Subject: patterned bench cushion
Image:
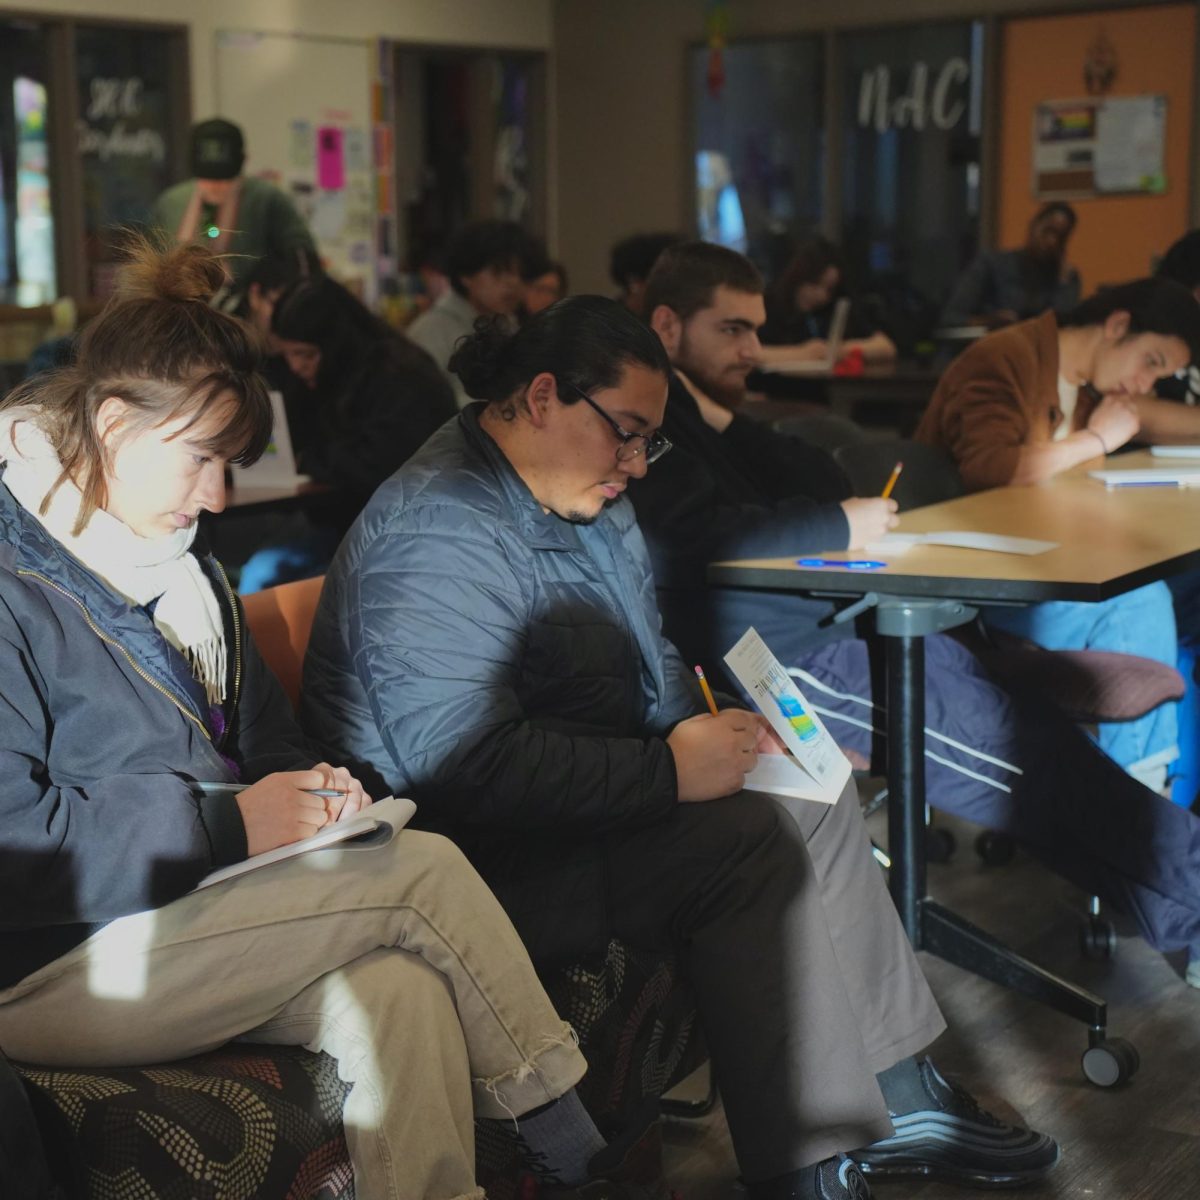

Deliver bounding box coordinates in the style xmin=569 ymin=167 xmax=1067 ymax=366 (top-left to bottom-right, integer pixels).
xmin=17 ymin=941 xmax=699 ymax=1200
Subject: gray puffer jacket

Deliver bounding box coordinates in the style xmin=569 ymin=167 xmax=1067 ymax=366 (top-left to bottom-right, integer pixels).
xmin=302 ymin=406 xmax=704 ymax=958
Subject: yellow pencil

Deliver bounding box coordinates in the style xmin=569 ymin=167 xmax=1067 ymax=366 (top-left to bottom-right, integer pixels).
xmin=694 ymin=665 xmax=720 ymax=716
xmin=881 ymin=461 xmax=904 ymax=500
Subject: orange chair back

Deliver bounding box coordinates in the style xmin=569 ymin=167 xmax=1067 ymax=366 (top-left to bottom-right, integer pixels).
xmin=240 ymin=575 xmax=326 ymax=709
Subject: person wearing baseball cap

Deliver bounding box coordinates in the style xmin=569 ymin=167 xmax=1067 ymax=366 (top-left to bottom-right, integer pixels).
xmin=151 ymin=118 xmax=318 ymax=299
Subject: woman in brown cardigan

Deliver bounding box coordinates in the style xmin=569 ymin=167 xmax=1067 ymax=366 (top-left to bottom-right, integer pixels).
xmin=918 ymin=277 xmax=1200 ymax=492
xmin=916 ymin=278 xmax=1200 ymax=792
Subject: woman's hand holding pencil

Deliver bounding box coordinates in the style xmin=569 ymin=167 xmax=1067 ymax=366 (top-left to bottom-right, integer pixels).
xmin=213 ymin=765 xmax=373 ymax=856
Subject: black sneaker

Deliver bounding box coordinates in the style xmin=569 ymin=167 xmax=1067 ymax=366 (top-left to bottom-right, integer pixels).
xmin=813 ymin=1156 xmax=872 ymax=1199
xmin=745 ymin=1155 xmax=872 ymax=1200
xmin=852 ymin=1059 xmax=1059 ymax=1188
xmin=546 ymin=1104 xmax=671 ymax=1200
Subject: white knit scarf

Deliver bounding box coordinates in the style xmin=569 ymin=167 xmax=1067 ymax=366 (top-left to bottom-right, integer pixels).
xmin=0 ymin=410 xmax=227 ymax=705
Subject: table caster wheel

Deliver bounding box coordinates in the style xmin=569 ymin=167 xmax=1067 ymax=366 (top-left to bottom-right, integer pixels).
xmin=926 ymin=826 xmax=956 ymax=863
xmin=1082 ymin=1037 xmax=1139 ymax=1087
xmin=1080 ymin=915 xmax=1117 ymax=960
xmin=975 ymin=830 xmax=1016 ymax=866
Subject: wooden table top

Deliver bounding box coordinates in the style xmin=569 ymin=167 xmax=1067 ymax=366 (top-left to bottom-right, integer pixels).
xmin=708 ymin=450 xmax=1200 ymax=604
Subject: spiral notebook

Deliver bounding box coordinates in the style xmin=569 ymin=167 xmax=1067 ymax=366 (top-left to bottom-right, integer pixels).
xmin=195 ymin=796 xmax=416 ymax=890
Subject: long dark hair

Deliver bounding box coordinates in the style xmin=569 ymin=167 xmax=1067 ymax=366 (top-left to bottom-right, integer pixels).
xmin=448 ymin=294 xmax=669 ymax=411
xmin=769 ymin=236 xmax=843 ymax=316
xmin=2 ymin=236 xmax=270 ymax=532
xmin=271 ymin=276 xmax=405 ymax=400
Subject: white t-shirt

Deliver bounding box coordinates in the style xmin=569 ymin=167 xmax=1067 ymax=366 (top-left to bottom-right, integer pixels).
xmin=1054 ymin=376 xmax=1078 ymax=441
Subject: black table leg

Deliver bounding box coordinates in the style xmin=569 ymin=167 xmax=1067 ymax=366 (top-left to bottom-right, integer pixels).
xmin=877 ymin=607 xmax=1112 ymax=1046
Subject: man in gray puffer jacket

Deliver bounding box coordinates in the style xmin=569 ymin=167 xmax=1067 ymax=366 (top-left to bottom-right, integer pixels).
xmin=302 ymin=297 xmax=1058 ymax=1200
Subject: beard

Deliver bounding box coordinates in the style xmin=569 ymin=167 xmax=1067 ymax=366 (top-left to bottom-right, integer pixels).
xmin=675 ymin=340 xmax=749 ymax=407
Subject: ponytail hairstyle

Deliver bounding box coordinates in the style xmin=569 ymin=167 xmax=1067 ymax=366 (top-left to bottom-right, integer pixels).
xmin=2 ymin=235 xmax=271 ymax=533
xmin=447 ymin=294 xmax=669 ymax=417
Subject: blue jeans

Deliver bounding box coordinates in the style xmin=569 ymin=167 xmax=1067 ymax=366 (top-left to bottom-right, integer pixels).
xmin=982 ymin=583 xmax=1179 ymax=778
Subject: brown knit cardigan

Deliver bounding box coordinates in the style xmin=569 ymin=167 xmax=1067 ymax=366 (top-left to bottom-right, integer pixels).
xmin=915 ymin=311 xmax=1098 ymax=492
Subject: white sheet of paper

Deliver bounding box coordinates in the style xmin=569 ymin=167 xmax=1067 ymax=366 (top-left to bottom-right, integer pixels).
xmin=1150 ymin=445 xmax=1200 ymax=459
xmin=231 ymin=390 xmax=312 ymax=487
xmin=724 ymin=627 xmax=850 ymax=804
xmin=1089 ymin=467 xmax=1200 ymax=487
xmin=742 ymin=752 xmax=845 ymax=801
xmin=864 ymin=531 xmax=1058 ymax=556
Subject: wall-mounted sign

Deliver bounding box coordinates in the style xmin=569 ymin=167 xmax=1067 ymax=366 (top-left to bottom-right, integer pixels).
xmin=856 ymin=57 xmax=970 ymax=133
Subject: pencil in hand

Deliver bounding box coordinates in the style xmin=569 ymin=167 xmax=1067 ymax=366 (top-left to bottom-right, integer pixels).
xmin=881 ymin=461 xmax=904 ymax=501
xmin=694 ymin=665 xmax=720 ymax=716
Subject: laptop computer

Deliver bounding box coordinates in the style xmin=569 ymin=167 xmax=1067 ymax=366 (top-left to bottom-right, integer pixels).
xmin=759 ymin=297 xmax=852 ymax=375
xmin=231 ymin=390 xmax=312 ymax=488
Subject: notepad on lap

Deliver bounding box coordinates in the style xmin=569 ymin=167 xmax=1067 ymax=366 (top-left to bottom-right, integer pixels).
xmin=195 ymin=795 xmax=417 ymax=889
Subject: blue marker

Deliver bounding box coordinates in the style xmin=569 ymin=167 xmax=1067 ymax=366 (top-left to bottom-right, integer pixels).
xmin=797 ymin=558 xmax=887 ymax=570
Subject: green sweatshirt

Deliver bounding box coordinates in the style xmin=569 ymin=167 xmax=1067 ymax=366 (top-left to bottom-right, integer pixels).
xmin=149 ymin=175 xmax=317 ymax=291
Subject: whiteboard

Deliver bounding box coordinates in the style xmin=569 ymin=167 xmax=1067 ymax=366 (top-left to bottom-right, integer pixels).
xmin=214 ymin=30 xmax=377 ymax=296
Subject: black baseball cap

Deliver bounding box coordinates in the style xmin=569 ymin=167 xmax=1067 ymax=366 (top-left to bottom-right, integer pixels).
xmin=191 ymin=118 xmax=245 ymax=181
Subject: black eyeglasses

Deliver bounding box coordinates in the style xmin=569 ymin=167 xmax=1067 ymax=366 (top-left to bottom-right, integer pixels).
xmin=565 ymin=383 xmax=672 ymax=464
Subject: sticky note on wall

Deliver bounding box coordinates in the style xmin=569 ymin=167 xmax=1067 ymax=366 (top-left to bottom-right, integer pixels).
xmin=317 ymin=126 xmax=345 ymax=190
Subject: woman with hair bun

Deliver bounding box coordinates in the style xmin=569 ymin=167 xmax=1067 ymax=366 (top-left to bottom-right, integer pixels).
xmin=0 ymin=242 xmax=665 ymax=1199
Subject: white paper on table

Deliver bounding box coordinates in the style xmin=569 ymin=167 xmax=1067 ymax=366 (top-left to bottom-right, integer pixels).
xmin=1089 ymin=467 xmax=1200 ymax=487
xmin=863 ymin=531 xmax=1058 ymax=556
xmin=724 ymin=627 xmax=850 ymax=804
xmin=1150 ymin=445 xmax=1200 ymax=459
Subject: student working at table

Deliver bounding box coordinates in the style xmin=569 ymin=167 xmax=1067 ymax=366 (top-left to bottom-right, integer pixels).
xmin=916 ymin=278 xmax=1200 ymax=791
xmin=757 ymin=236 xmax=897 ymax=367
xmin=236 ymin=273 xmax=457 ymax=593
xmin=940 ymin=202 xmax=1081 ymax=331
xmin=626 ymin=240 xmax=1200 ymax=987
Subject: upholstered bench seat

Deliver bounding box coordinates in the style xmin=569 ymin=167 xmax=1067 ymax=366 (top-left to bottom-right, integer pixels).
xmin=17 ymin=940 xmax=699 ymax=1199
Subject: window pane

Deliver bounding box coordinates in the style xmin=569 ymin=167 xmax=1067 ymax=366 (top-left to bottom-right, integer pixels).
xmin=75 ymin=25 xmax=182 ymax=298
xmin=494 ymin=57 xmax=533 ymax=223
xmin=691 ymin=38 xmax=824 ymax=274
xmin=0 ymin=19 xmax=55 ymax=305
xmin=839 ymin=22 xmax=983 ymax=316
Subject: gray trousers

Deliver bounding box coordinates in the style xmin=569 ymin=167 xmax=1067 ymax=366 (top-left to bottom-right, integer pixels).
xmin=487 ymin=782 xmax=946 ymax=1183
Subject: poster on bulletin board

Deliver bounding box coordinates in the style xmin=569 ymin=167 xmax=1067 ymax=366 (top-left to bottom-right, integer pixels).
xmin=1033 ymin=94 xmax=1167 ymax=197
xmin=215 ymin=31 xmax=377 ymax=299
